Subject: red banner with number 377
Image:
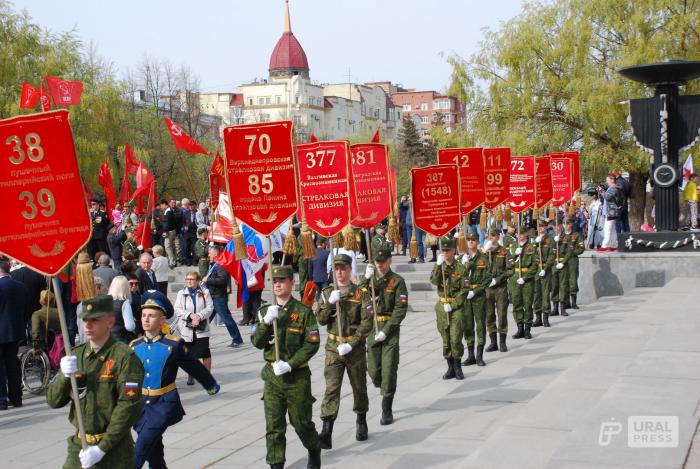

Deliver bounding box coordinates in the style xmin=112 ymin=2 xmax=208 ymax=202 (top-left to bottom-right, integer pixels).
xmin=0 ymin=110 xmax=91 ymax=275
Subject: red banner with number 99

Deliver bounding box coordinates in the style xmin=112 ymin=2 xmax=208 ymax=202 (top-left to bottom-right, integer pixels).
xmin=223 ymin=121 xmax=298 ymax=236
xmin=410 ymin=165 xmax=461 ymax=237
xmin=0 ymin=110 xmax=91 ymax=275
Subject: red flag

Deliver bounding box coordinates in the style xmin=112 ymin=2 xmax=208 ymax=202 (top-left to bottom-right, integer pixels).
xmin=438 ymin=147 xmax=485 ymax=215
xmin=118 ymin=169 xmax=132 ymax=204
xmin=371 ymin=129 xmax=380 ymax=143
xmin=508 ymin=156 xmax=536 ymax=213
xmin=350 ymin=143 xmax=392 ymax=228
xmin=164 ymin=117 xmax=209 ymax=155
xmin=131 ymin=163 xmax=154 ymax=201
xmin=124 ymin=143 xmax=139 ymax=175
xmin=45 ymin=76 xmax=83 ymax=106
xmin=309 ymin=134 xmax=318 ymax=143
xmin=19 ymin=82 xmax=39 ymax=109
xmin=40 ymin=84 xmax=51 ymax=112
xmin=551 ymin=157 xmax=574 ymax=207
xmin=534 ymin=155 xmax=553 ymax=209
xmin=209 ymin=152 xmax=225 ymax=211
xmin=98 ymin=159 xmax=116 ymax=219
xmin=410 ymin=164 xmax=462 ymax=237
xmin=82 ymin=177 xmax=93 ymax=203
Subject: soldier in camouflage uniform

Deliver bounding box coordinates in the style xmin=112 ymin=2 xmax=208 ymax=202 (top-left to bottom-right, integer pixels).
xmin=550 ymin=222 xmax=569 ymax=317
xmin=562 ymin=217 xmax=585 ymax=309
xmin=316 ymin=254 xmax=373 ymax=449
xmin=194 ymin=227 xmax=210 ymax=278
xmin=502 ymin=223 xmax=518 ymax=250
xmin=121 ymin=227 xmax=139 ymax=263
xmin=532 ymin=220 xmax=555 ymax=328
xmin=250 ymin=266 xmax=321 ymax=469
xmin=370 ymin=223 xmax=389 ymax=262
xmin=47 ymin=295 xmax=145 ymax=469
xmin=360 ymin=247 xmax=408 ymax=426
xmin=430 ymin=237 xmax=466 ymax=380
xmin=508 ymin=228 xmax=539 ymax=340
xmin=460 ymin=232 xmax=491 ymax=367
xmin=484 ymin=229 xmax=513 ymax=352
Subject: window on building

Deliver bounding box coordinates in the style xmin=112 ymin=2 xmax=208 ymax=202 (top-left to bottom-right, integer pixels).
xmin=265 ymin=96 xmax=271 ymax=104
xmin=259 ymin=113 xmax=270 ymax=122
xmin=292 ymin=115 xmax=302 ymax=127
xmin=419 ymin=103 xmax=428 ymax=111
xmin=248 ymin=98 xmax=253 ymax=105
xmin=295 ymin=95 xmax=300 ymax=104
xmin=420 ymin=116 xmax=429 ymax=124
xmin=276 ymin=95 xmax=282 ymax=104
xmin=443 ymin=113 xmax=451 ymax=123
xmin=402 ymin=104 xmax=411 ymax=112
xmin=258 ymin=97 xmax=265 ymax=105
xmin=445 ymin=127 xmax=452 ymax=134
xmin=337 ymin=117 xmax=341 ymax=130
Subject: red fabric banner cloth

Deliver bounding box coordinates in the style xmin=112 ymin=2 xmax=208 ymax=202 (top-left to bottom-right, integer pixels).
xmin=40 ymin=84 xmax=51 ymax=112
xmin=508 ymin=156 xmax=536 ymax=213
xmin=551 ymin=157 xmax=574 ymax=207
xmin=164 ymin=117 xmax=209 ymax=155
xmin=349 ymin=143 xmax=392 ymax=228
xmin=45 ymin=76 xmax=83 ymax=106
xmin=296 ymin=140 xmax=352 ymax=237
xmin=551 ymin=151 xmax=581 ymax=192
xmin=124 ymin=143 xmax=139 ymax=175
xmin=410 ymin=164 xmax=462 ymax=237
xmin=535 ymin=155 xmax=553 ymax=209
xmin=223 ymin=121 xmax=297 ymax=236
xmin=19 ymin=82 xmax=39 ymax=109
xmin=98 ymin=159 xmax=116 ymax=218
xmin=437 ymin=147 xmax=485 ymax=215
xmin=209 ymin=152 xmax=225 ymax=212
xmin=483 ymin=147 xmax=511 ymax=209
xmin=0 ymin=110 xmax=91 ymax=275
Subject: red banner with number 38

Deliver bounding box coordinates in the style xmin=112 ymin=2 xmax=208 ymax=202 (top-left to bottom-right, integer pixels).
xmin=410 ymin=165 xmax=461 ymax=237
xmin=0 ymin=110 xmax=91 ymax=275
xmin=223 ymin=121 xmax=298 ymax=236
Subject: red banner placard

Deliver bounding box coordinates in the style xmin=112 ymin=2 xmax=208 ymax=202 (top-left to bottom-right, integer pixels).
xmin=437 ymin=147 xmax=485 ymax=215
xmin=296 ymin=140 xmax=352 ymax=237
xmin=410 ymin=165 xmax=461 ymax=237
xmin=223 ymin=121 xmax=297 ymax=236
xmin=350 ymin=143 xmax=392 ymax=228
xmin=552 ymin=151 xmax=580 ymax=192
xmin=483 ymin=147 xmax=511 ymax=209
xmin=508 ymin=156 xmax=536 ymax=213
xmin=551 ymin=157 xmax=573 ymax=207
xmin=535 ymin=155 xmax=553 ymax=209
xmin=0 ymin=110 xmax=91 ymax=275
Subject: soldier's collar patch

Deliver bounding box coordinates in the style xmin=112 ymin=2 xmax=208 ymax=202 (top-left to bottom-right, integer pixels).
xmin=387 ymin=277 xmax=395 ymax=289
xmin=290 ymin=312 xmax=299 ymax=322
xmin=100 ymin=359 xmax=116 ymax=379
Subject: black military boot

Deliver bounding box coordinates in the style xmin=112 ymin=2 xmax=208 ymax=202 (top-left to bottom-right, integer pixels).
xmin=356 ymin=413 xmax=368 ymax=441
xmin=524 ymin=324 xmax=533 ymax=339
xmin=307 ymin=448 xmax=321 ymax=469
xmin=512 ymin=323 xmax=525 ymax=339
xmin=533 ymin=312 xmax=543 ymax=327
xmin=485 ymin=332 xmax=498 ymax=352
xmin=380 ymin=396 xmax=394 ymax=425
xmin=462 ymin=345 xmax=476 ymax=366
xmin=270 ymin=464 xmax=284 ymax=469
xmin=550 ymin=302 xmax=560 ymax=316
xmin=499 ymin=333 xmax=508 ymax=352
xmin=564 ymin=296 xmax=571 ymax=309
xmin=560 ymin=302 xmax=569 ymax=317
xmin=542 ymin=312 xmax=551 ymax=327
xmin=571 ymin=294 xmax=579 ymax=309
xmin=442 ymin=358 xmax=456 ymax=379
xmin=453 ymin=359 xmax=464 ymax=380
xmin=318 ymin=417 xmax=334 ymax=449
xmin=476 ymin=345 xmax=486 ymax=366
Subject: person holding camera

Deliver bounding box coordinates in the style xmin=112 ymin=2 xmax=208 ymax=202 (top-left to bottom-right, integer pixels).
xmin=173 ymin=271 xmax=214 ymax=385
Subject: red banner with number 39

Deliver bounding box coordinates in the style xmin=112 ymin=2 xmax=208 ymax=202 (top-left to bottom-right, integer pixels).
xmin=0 ymin=110 xmax=91 ymax=275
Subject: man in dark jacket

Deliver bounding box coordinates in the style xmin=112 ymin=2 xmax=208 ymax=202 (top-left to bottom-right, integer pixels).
xmin=180 ymin=200 xmax=198 ymax=266
xmin=88 ymin=199 xmax=110 ymax=259
xmin=307 ymin=238 xmax=330 ymax=302
xmin=204 ymin=245 xmax=243 ymax=347
xmin=0 ymin=260 xmax=29 ymax=410
xmin=9 ymin=263 xmax=45 ymax=335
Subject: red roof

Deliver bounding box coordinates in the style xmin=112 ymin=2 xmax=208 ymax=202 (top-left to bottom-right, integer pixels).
xmin=269 ymin=32 xmax=309 ymax=72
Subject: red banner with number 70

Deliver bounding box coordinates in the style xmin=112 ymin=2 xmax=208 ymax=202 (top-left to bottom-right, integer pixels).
xmin=223 ymin=121 xmax=298 ymax=236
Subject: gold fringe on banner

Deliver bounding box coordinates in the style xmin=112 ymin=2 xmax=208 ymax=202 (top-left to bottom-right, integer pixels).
xmin=283 ymin=224 xmax=297 ymax=258
xmin=505 ymin=205 xmax=512 ymax=225
xmin=495 ymin=206 xmax=504 ymax=222
xmin=332 ymin=230 xmax=344 ymax=248
xmin=409 ymin=227 xmax=418 ymax=259
xmin=532 ymin=207 xmax=540 ymax=221
xmin=479 ymin=209 xmax=487 ymax=230
xmin=300 ymin=220 xmax=316 ymax=259
xmin=231 ymin=221 xmax=248 ymax=260
xmin=548 ymin=204 xmax=556 ymax=221
xmin=458 ymin=231 xmax=467 ymax=254
xmin=575 ymin=191 xmax=582 ymax=210
xmin=388 ymin=216 xmax=400 ymax=244
xmin=343 ymin=225 xmax=358 ymax=251
xmin=567 ymin=202 xmax=575 ymax=218
xmin=76 ymin=252 xmax=96 ymax=302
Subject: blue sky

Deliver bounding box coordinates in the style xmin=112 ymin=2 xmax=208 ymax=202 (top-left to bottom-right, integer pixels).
xmin=14 ymin=0 xmax=525 ymax=92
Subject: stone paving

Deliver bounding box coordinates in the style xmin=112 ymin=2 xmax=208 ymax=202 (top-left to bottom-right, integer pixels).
xmin=1 ymin=256 xmax=698 ymax=469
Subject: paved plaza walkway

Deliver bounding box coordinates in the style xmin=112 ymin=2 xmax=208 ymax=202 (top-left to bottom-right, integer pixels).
xmin=1 ymin=257 xmax=698 ymax=468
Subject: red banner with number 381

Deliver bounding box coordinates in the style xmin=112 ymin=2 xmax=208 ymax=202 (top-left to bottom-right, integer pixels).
xmin=0 ymin=110 xmax=91 ymax=275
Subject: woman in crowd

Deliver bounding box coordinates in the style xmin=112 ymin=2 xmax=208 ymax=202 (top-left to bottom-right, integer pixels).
xmin=107 ymin=275 xmax=137 ymax=343
xmin=587 ymin=186 xmax=605 ymax=249
xmin=151 ymin=244 xmax=170 ymax=294
xmin=599 ymin=174 xmax=622 ymax=252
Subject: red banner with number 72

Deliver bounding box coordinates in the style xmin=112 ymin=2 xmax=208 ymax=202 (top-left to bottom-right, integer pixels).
xmin=508 ymin=156 xmax=536 ymax=213
xmin=223 ymin=121 xmax=298 ymax=236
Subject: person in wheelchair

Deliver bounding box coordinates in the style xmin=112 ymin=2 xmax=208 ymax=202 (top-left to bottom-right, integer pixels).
xmin=30 ymin=290 xmax=61 ymax=351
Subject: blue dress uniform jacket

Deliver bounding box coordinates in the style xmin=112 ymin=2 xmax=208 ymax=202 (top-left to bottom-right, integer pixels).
xmin=131 ymin=333 xmax=218 ymax=468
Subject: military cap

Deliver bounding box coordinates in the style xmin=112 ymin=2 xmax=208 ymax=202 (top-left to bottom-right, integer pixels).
xmin=141 ymin=289 xmax=174 ymax=319
xmin=440 ymin=237 xmax=457 ymax=250
xmin=79 ymin=294 xmax=114 ymax=319
xmin=537 ymin=219 xmax=549 ymax=227
xmin=489 ymin=228 xmax=501 ymax=236
xmin=333 ymin=253 xmax=352 ymax=266
xmin=374 ymin=247 xmax=392 ymax=261
xmin=375 ymin=222 xmax=387 ymax=230
xmin=465 ymin=232 xmax=479 ymax=241
xmin=197 ymin=226 xmax=209 ymax=235
xmin=271 ymin=265 xmax=294 ymax=280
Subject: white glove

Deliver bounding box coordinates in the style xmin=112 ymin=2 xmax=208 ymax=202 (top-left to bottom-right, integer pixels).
xmin=436 ymin=254 xmax=445 ymax=266
xmin=137 ymin=245 xmax=143 ymax=251
xmin=483 ymin=240 xmax=493 ymax=251
xmin=489 ymin=278 xmax=497 ymax=287
xmin=554 ymin=236 xmax=560 ymax=242
xmin=556 ymin=262 xmax=564 ymax=270
xmin=539 ymin=269 xmax=546 ymax=277
xmin=535 ymin=236 xmax=542 ymax=243
xmin=273 ymin=360 xmax=292 ymax=376
xmin=328 ymin=290 xmax=341 ymax=305
xmin=263 ymin=305 xmax=279 ymax=325
xmin=515 ymin=247 xmax=523 ymax=256
xmin=337 ymin=343 xmax=352 ymax=356
xmin=79 ymin=445 xmax=106 ymax=468
xmin=60 ymin=355 xmax=78 ymax=378
xmin=517 ymin=277 xmax=525 ymax=285
xmin=461 ymin=254 xmax=469 ymax=265
xmin=443 ymin=303 xmax=452 ymax=313
xmin=375 ymin=331 xmax=387 ymax=342
xmin=467 ymin=291 xmax=475 ymax=300
xmin=364 ymin=265 xmax=375 ymax=280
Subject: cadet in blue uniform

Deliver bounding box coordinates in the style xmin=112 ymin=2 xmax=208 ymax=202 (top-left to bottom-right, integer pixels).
xmin=131 ymin=290 xmax=220 ymax=468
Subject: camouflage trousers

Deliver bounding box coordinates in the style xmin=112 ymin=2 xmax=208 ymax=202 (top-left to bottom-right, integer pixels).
xmin=486 ymin=285 xmax=508 ymax=334
xmin=463 ymin=294 xmax=487 ymax=346
xmin=550 ymin=265 xmax=568 ymax=303
xmin=435 ymin=302 xmax=464 ymax=359
xmin=509 ymin=277 xmax=534 ymax=325
xmin=567 ymin=257 xmax=579 ymax=294
xmin=320 ymin=342 xmax=368 ymax=420
xmin=64 ymin=433 xmax=134 ymax=469
xmin=262 ymin=364 xmax=320 ymax=465
xmin=367 ymin=328 xmax=400 ymax=398
xmin=533 ymin=270 xmax=552 ymax=314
